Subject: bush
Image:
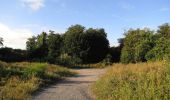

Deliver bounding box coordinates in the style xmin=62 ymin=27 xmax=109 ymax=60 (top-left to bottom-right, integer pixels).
xmin=145 ymin=37 xmax=170 ymax=61
xmin=57 ymin=54 xmax=82 ymax=67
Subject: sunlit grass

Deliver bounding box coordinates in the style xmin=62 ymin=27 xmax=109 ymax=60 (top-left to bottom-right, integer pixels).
xmin=0 ymin=61 xmax=75 ymax=100
xmin=93 ymin=61 xmax=170 ymax=100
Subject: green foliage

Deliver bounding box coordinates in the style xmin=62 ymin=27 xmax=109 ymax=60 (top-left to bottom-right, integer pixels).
xmin=57 ymin=53 xmax=82 ymax=67
xmin=63 ymin=25 xmax=85 ymax=58
xmin=47 ymin=31 xmax=63 ymax=63
xmin=23 ymin=63 xmax=46 ymax=78
xmin=120 ymin=23 xmax=170 ymax=63
xmin=26 ymin=25 xmax=109 ymax=64
xmin=157 ymin=23 xmax=170 ymax=38
xmin=81 ymin=28 xmax=109 ymax=63
xmin=145 ymin=37 xmax=170 ymax=61
xmin=121 ymin=29 xmax=154 ymax=63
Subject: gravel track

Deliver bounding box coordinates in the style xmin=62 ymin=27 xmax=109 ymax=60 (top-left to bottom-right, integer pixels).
xmin=33 ymin=68 xmax=106 ymax=100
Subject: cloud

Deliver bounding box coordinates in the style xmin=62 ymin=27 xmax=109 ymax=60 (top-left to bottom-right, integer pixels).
xmin=21 ymin=0 xmax=44 ymax=11
xmin=0 ymin=23 xmax=33 ymax=49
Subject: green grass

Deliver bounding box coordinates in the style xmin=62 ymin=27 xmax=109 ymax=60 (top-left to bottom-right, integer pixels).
xmin=0 ymin=61 xmax=75 ymax=100
xmin=92 ymin=61 xmax=170 ymax=100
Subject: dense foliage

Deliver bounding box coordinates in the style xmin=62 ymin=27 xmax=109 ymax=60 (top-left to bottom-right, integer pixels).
xmin=120 ymin=23 xmax=170 ymax=63
xmin=26 ymin=25 xmax=109 ymax=65
xmin=0 ymin=23 xmax=170 ymax=65
xmin=0 ymin=47 xmax=27 ymax=62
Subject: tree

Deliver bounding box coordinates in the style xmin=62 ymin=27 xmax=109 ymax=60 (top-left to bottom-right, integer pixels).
xmin=145 ymin=37 xmax=170 ymax=61
xmin=120 ymin=28 xmax=154 ymax=63
xmin=82 ymin=28 xmax=109 ymax=63
xmin=157 ymin=23 xmax=170 ymax=39
xmin=63 ymin=25 xmax=109 ymax=63
xmin=26 ymin=32 xmax=48 ymax=61
xmin=36 ymin=32 xmax=48 ymax=60
xmin=47 ymin=31 xmax=63 ymax=63
xmin=0 ymin=37 xmax=3 ymax=47
xmin=63 ymin=24 xmax=85 ymax=57
xmin=26 ymin=36 xmax=37 ymax=59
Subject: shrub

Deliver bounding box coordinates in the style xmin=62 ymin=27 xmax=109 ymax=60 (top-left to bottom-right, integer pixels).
xmin=57 ymin=54 xmax=82 ymax=67
xmin=145 ymin=37 xmax=170 ymax=61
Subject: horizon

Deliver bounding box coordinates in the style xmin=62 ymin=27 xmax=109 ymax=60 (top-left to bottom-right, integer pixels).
xmin=0 ymin=0 xmax=170 ymax=49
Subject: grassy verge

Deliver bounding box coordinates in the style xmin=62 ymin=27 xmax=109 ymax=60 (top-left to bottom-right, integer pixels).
xmin=92 ymin=61 xmax=170 ymax=100
xmin=0 ymin=61 xmax=75 ymax=100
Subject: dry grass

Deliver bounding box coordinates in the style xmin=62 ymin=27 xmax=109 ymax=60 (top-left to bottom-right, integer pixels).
xmin=93 ymin=61 xmax=170 ymax=100
xmin=0 ymin=61 xmax=75 ymax=100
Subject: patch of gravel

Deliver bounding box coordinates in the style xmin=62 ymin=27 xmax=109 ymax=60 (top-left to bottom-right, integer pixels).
xmin=33 ymin=68 xmax=106 ymax=100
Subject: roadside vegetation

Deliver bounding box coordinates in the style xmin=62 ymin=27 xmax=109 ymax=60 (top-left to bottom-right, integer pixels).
xmin=92 ymin=23 xmax=170 ymax=100
xmin=0 ymin=61 xmax=75 ymax=100
xmin=93 ymin=61 xmax=170 ymax=100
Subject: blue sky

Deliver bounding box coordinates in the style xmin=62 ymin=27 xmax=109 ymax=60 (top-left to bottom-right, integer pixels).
xmin=0 ymin=0 xmax=170 ymax=49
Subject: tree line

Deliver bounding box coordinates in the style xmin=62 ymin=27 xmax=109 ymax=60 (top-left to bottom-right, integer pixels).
xmin=0 ymin=23 xmax=170 ymax=64
xmin=121 ymin=23 xmax=170 ymax=63
xmin=26 ymin=25 xmax=109 ymax=65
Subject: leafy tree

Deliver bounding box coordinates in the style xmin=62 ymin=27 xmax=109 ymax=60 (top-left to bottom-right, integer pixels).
xmin=63 ymin=25 xmax=109 ymax=63
xmin=26 ymin=36 xmax=37 ymax=59
xmin=120 ymin=29 xmax=154 ymax=63
xmin=157 ymin=23 xmax=170 ymax=38
xmin=63 ymin=24 xmax=85 ymax=57
xmin=47 ymin=31 xmax=63 ymax=63
xmin=26 ymin=32 xmax=48 ymax=61
xmin=145 ymin=37 xmax=170 ymax=61
xmin=82 ymin=28 xmax=109 ymax=63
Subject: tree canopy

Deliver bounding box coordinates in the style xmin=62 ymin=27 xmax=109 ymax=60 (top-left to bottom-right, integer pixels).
xmin=25 ymin=25 xmax=109 ymax=64
xmin=1 ymin=23 xmax=170 ymax=65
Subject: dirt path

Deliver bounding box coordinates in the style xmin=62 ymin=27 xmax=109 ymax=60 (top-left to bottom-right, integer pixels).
xmin=33 ymin=68 xmax=107 ymax=100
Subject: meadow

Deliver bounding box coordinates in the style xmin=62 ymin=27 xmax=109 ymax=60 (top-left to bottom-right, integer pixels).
xmin=0 ymin=61 xmax=75 ymax=100
xmin=93 ymin=61 xmax=170 ymax=100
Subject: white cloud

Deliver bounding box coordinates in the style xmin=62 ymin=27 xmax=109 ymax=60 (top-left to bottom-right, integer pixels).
xmin=0 ymin=23 xmax=33 ymax=49
xmin=21 ymin=0 xmax=44 ymax=11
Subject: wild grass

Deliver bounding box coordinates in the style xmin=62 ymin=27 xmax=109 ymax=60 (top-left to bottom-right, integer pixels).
xmin=0 ymin=61 xmax=75 ymax=100
xmin=92 ymin=61 xmax=170 ymax=100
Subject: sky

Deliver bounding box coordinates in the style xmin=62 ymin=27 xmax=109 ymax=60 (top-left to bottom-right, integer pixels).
xmin=0 ymin=0 xmax=170 ymax=49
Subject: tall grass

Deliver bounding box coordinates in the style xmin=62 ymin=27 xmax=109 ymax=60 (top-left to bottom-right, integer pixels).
xmin=0 ymin=61 xmax=75 ymax=100
xmin=93 ymin=61 xmax=170 ymax=100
